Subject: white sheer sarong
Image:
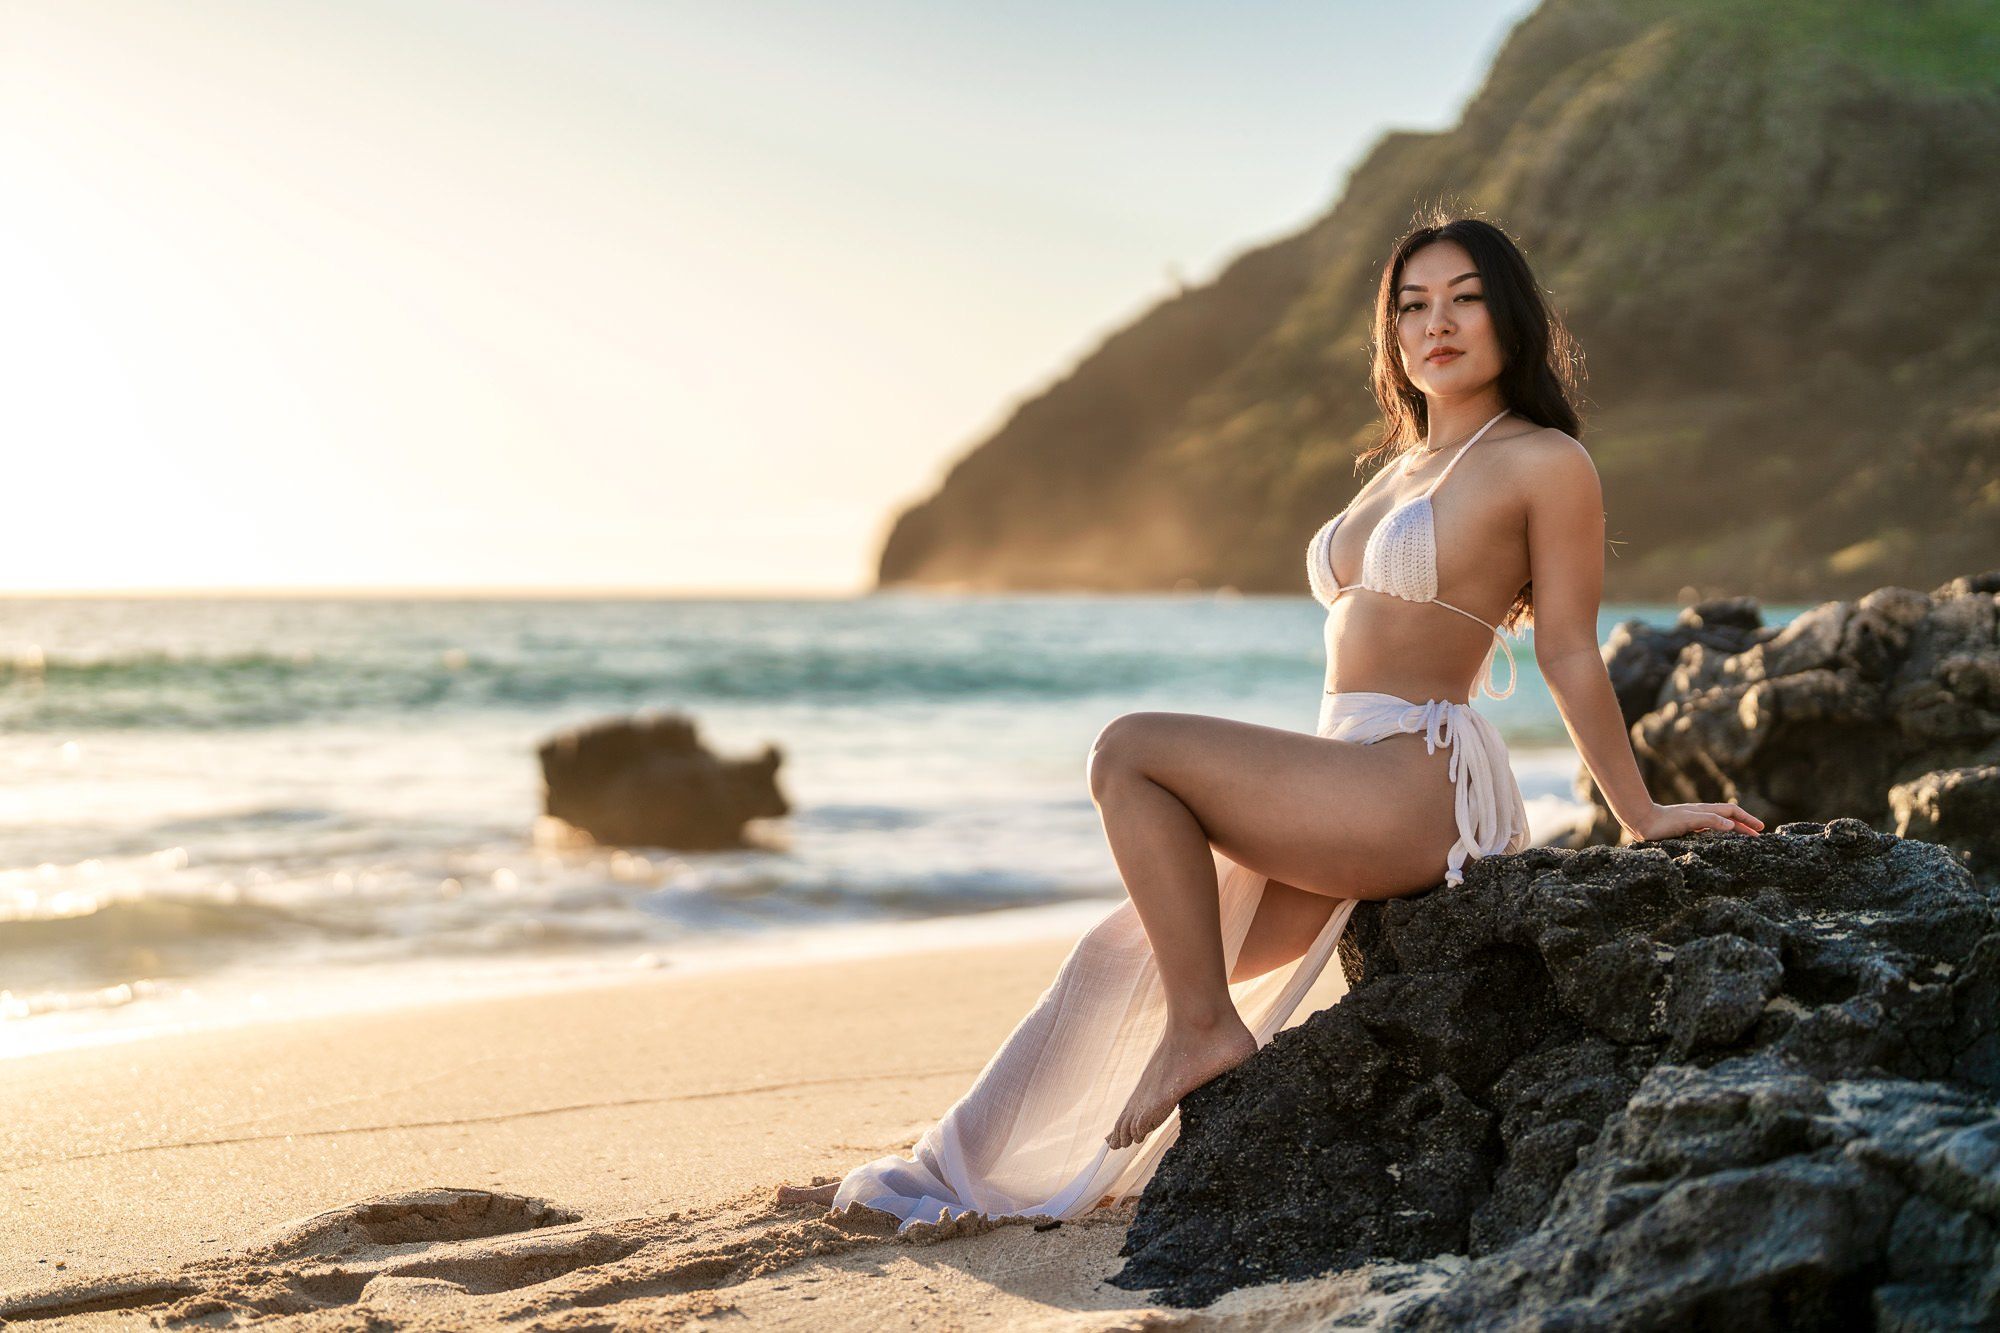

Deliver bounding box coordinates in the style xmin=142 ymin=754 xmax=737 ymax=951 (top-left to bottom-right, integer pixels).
xmin=831 ymin=690 xmax=1530 ymax=1230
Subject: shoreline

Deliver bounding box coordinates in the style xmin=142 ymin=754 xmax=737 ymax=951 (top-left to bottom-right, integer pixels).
xmin=0 ymin=895 xmax=1125 ymax=1064
xmin=3 ymin=755 xmax=1588 ymax=1066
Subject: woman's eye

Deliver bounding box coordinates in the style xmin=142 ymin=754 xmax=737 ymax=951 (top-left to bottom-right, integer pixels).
xmin=1401 ymin=293 xmax=1479 ymax=314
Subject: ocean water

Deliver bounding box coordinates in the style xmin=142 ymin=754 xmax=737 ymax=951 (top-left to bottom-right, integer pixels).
xmin=0 ymin=592 xmax=1796 ymax=1058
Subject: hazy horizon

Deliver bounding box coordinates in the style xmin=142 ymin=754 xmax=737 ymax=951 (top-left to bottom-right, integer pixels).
xmin=4 ymin=0 xmax=1537 ymax=596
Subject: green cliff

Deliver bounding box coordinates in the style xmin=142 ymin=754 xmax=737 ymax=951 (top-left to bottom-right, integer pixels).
xmin=874 ymin=0 xmax=2000 ymax=602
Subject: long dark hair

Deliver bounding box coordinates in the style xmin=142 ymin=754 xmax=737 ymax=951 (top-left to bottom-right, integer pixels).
xmin=1363 ymin=210 xmax=1585 ymax=633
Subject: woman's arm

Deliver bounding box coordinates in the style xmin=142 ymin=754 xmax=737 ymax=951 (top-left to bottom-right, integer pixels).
xmin=1521 ymin=437 xmax=1762 ymax=841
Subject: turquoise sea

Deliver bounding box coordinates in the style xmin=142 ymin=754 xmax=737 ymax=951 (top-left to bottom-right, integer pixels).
xmin=0 ymin=592 xmax=1803 ymax=1057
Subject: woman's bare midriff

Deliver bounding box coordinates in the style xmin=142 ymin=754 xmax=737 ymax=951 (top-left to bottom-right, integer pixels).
xmin=1308 ymin=590 xmax=1518 ymax=894
xmin=1320 ymin=592 xmax=1507 ymax=704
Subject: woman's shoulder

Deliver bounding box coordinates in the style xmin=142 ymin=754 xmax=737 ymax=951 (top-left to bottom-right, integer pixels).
xmin=1509 ymin=422 xmax=1585 ymax=453
xmin=1501 ymin=424 xmax=1593 ymax=472
xmin=1498 ymin=425 xmax=1599 ymax=505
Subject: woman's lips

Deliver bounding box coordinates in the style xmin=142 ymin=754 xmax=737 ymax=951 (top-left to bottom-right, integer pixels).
xmin=1427 ymin=350 xmax=1462 ymax=365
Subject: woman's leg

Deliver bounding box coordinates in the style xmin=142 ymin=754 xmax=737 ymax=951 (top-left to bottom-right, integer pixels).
xmin=1232 ymin=880 xmax=1341 ymax=984
xmin=1087 ymin=710 xmax=1456 ymax=1149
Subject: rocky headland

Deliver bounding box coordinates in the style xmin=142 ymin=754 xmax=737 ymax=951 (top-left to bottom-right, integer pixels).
xmin=875 ymin=0 xmax=2000 ymax=604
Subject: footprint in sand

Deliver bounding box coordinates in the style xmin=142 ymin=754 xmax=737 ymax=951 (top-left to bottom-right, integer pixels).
xmin=242 ymin=1185 xmax=583 ymax=1261
xmin=0 ymin=1188 xmax=607 ymax=1325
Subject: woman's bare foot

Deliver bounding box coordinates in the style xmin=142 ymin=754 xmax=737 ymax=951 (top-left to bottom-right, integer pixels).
xmin=775 ymin=1181 xmax=840 ymax=1207
xmin=1105 ymin=1012 xmax=1257 ymax=1150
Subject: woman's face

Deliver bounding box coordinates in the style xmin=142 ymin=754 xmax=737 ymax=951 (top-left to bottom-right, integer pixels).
xmin=1395 ymin=240 xmax=1501 ymax=394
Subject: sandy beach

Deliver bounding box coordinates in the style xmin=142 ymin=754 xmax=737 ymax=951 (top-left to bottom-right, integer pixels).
xmin=1 ymin=922 xmax=1369 ymax=1329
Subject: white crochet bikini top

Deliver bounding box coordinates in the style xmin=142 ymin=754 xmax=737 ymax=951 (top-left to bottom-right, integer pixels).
xmin=1305 ymin=408 xmax=1519 ymax=700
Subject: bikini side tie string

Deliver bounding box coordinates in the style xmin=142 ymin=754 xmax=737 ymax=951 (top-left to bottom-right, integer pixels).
xmin=1483 ymin=634 xmax=1518 ymax=702
xmin=1397 ymin=699 xmax=1464 ymax=784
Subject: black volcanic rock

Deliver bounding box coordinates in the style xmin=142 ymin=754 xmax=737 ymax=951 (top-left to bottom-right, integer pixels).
xmin=1573 ymin=570 xmax=2000 ymax=875
xmin=1891 ymin=764 xmax=2000 ymax=883
xmin=1109 ymin=820 xmax=2000 ymax=1328
xmin=1598 ymin=596 xmax=1778 ymax=734
xmin=536 ymin=711 xmax=788 ymax=851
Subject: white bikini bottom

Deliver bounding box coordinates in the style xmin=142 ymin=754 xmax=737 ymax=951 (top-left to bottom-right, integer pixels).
xmin=1317 ymin=690 xmax=1530 ymax=888
xmin=830 ymin=691 xmax=1531 ymax=1232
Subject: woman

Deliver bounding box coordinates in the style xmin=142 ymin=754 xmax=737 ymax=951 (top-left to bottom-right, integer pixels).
xmin=797 ymin=215 xmax=1763 ymax=1228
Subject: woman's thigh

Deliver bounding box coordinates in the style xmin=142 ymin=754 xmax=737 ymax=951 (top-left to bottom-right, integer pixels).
xmin=1089 ymin=710 xmax=1460 ymax=901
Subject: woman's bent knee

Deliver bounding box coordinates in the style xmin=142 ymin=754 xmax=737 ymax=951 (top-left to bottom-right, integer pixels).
xmin=1086 ymin=711 xmax=1168 ymax=800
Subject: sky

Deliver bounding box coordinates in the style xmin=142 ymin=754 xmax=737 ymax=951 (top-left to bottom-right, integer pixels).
xmin=0 ymin=0 xmax=1538 ymax=595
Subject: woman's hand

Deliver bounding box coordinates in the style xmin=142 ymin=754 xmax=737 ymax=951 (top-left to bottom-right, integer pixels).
xmin=1624 ymin=801 xmax=1764 ymax=842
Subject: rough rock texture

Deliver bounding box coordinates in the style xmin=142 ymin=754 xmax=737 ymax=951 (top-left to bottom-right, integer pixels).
xmin=1109 ymin=820 xmax=2000 ymax=1328
xmin=536 ymin=711 xmax=788 ymax=850
xmin=1891 ymin=764 xmax=2000 ymax=884
xmin=1572 ymin=570 xmax=2000 ymax=877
